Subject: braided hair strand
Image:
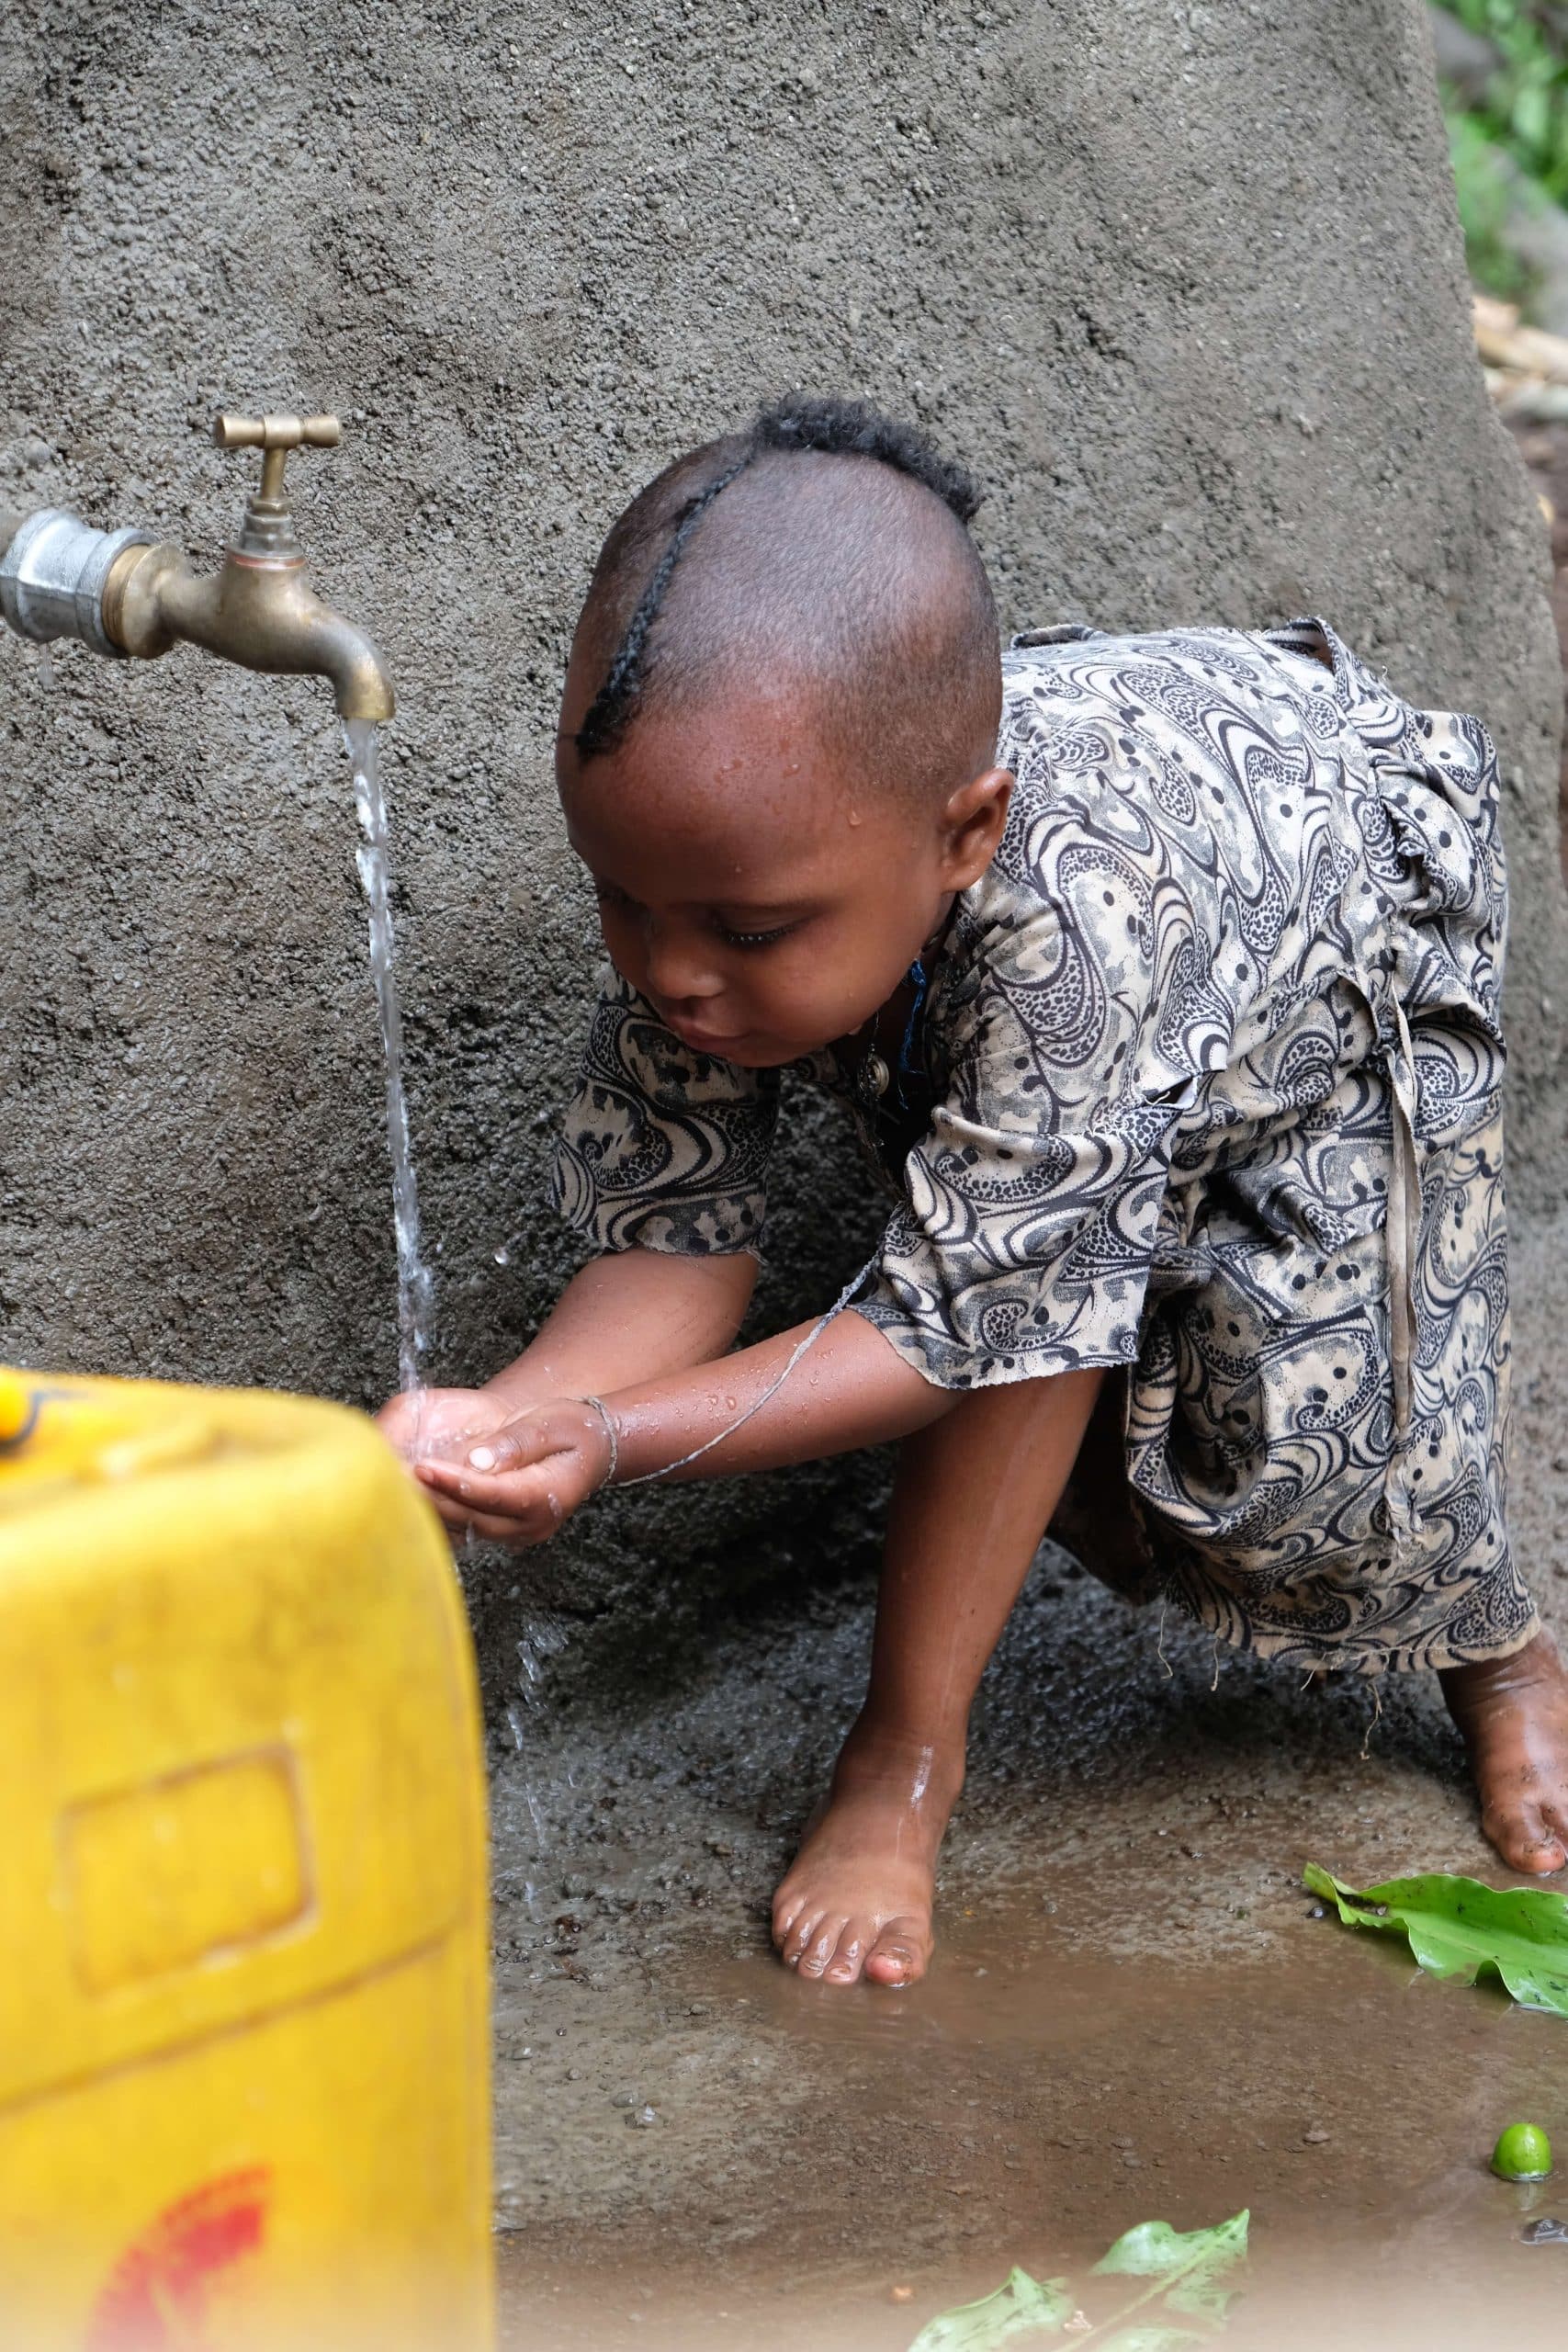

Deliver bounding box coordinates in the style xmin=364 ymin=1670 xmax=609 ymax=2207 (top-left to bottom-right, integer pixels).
xmin=572 ymin=396 xmax=984 ymax=762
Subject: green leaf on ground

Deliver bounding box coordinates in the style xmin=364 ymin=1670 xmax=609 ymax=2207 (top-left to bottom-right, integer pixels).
xmin=907 ymin=2214 xmax=1249 ymax=2351
xmin=1304 ymin=1863 xmax=1568 ymax=2014
xmin=1092 ymin=2211 xmax=1250 ymax=2322
xmin=905 ymin=2265 xmax=1074 ymax=2349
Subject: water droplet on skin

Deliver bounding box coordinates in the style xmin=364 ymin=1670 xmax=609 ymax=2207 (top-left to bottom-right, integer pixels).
xmin=848 ymin=809 xmax=863 ymax=827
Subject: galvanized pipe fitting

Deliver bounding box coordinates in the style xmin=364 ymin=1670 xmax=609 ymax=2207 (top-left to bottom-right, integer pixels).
xmin=0 ymin=510 xmax=155 ymax=659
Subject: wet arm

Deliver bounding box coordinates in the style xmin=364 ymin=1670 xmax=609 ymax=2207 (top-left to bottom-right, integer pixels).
xmin=600 ymin=1306 xmax=953 ymax=1483
xmin=480 ymin=1245 xmax=758 ymax=1413
xmin=417 ymin=1306 xmax=961 ymax=1534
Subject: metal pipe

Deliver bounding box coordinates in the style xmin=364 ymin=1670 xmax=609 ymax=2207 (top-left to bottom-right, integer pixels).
xmin=0 ymin=510 xmax=156 ymax=659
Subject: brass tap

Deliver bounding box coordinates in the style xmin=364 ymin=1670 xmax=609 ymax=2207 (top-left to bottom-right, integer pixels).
xmin=98 ymin=413 xmax=395 ymax=722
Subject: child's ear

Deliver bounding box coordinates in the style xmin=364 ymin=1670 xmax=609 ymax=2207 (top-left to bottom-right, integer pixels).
xmin=938 ymin=767 xmax=1014 ymax=888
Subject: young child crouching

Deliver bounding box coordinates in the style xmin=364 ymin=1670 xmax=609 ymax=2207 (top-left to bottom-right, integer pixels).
xmin=382 ymin=396 xmax=1568 ymax=1989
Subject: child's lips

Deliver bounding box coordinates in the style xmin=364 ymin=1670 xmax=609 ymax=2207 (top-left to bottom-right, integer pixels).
xmin=664 ymin=1012 xmax=747 ymax=1051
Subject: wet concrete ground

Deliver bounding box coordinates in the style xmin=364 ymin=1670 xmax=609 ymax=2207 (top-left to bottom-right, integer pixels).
xmin=490 ymin=1208 xmax=1568 ymax=2349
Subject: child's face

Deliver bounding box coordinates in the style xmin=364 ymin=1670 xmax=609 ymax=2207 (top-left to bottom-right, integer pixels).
xmin=557 ymin=693 xmax=1011 ymax=1067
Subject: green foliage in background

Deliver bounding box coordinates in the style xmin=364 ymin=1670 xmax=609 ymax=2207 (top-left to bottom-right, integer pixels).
xmin=1443 ymin=2 xmax=1568 ymax=198
xmin=1447 ymin=105 xmax=1539 ymax=300
xmin=1436 ymin=2 xmax=1568 ymax=303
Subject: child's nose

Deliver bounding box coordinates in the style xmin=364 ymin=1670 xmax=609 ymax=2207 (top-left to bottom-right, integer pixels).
xmin=643 ymin=922 xmax=723 ymax=1003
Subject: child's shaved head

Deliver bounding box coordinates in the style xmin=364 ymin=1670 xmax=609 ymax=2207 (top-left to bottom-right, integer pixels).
xmin=557 ymin=400 xmax=1015 ymax=1070
xmin=570 ymin=397 xmax=1002 ymax=796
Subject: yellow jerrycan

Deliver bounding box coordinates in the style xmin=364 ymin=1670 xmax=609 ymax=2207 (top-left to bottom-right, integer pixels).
xmin=0 ymin=1368 xmax=492 ymax=2352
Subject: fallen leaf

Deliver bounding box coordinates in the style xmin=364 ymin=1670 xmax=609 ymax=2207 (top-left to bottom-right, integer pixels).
xmin=906 ymin=2214 xmax=1247 ymax=2350
xmin=906 ymin=2266 xmax=1074 ymax=2349
xmin=1092 ymin=2211 xmax=1250 ymax=2324
xmin=1303 ymin=1864 xmax=1568 ymax=2014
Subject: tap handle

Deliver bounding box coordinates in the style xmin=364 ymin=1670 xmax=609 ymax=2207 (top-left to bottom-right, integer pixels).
xmin=212 ymin=413 xmax=342 ymax=451
xmin=211 ymin=412 xmax=343 ymax=524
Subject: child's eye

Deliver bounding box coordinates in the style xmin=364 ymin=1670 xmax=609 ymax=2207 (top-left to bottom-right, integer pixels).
xmin=716 ymin=921 xmax=797 ymax=951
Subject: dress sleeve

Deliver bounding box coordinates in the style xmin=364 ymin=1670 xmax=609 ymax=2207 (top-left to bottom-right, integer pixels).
xmin=852 ymin=883 xmax=1190 ymax=1389
xmin=548 ymin=969 xmax=779 ymax=1257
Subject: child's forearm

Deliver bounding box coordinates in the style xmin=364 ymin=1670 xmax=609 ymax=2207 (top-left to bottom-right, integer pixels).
xmin=481 ymin=1246 xmax=757 ymax=1413
xmin=602 ymin=1306 xmax=953 ymax=1484
xmin=418 ymin=1301 xmax=955 ymax=1541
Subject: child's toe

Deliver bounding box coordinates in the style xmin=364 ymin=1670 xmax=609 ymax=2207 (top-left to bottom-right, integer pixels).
xmin=782 ymin=1906 xmax=828 ymax=1967
xmin=797 ymin=1916 xmax=852 ymax=1977
xmin=771 ymin=1889 xmax=807 ymax=1949
xmin=863 ymin=1914 xmax=930 ymax=1987
xmin=1483 ymin=1792 xmax=1567 ymax=1875
xmin=1531 ymin=1792 xmax=1568 ymax=1871
xmin=1521 ymin=1823 xmax=1568 ymax=1873
xmin=822 ymin=1926 xmax=873 ymax=1984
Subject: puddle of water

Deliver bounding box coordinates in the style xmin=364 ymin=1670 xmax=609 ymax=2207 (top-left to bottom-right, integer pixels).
xmin=343 ymin=719 xmax=434 ymax=1409
xmin=497 ymin=1863 xmax=1568 ymax=2349
xmin=501 ymin=2242 xmax=1567 ymax=2352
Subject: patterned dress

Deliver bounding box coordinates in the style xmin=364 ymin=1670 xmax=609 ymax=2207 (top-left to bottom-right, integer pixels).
xmin=551 ymin=620 xmax=1537 ymax=1677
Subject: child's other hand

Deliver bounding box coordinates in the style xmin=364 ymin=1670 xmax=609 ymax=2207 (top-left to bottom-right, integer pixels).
xmin=411 ymin=1398 xmax=615 ymax=1548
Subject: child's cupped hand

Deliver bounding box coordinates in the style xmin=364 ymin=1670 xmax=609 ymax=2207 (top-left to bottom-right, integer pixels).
xmin=377 ymin=1384 xmax=512 ymax=1467
xmin=408 ymin=1396 xmax=615 ymax=1548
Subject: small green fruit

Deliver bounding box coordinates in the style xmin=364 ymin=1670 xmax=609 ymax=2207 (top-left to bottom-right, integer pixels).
xmin=1493 ymin=2122 xmax=1553 ymax=2181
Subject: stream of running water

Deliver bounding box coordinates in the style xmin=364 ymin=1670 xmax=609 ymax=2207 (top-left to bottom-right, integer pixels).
xmin=344 ymin=718 xmax=434 ymax=1411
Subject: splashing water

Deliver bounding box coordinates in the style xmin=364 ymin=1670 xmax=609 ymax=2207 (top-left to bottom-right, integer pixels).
xmin=344 ymin=718 xmax=434 ymax=1408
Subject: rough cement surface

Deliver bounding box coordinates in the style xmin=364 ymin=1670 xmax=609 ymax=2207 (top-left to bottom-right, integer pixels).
xmin=2 ymin=2 xmax=1565 ymax=1708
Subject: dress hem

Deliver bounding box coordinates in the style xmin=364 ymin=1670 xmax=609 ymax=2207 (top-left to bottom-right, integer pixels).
xmin=1147 ymin=1588 xmax=1541 ymax=1680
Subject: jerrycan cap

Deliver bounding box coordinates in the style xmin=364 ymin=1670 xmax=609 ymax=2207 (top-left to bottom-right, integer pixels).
xmin=0 ymin=1369 xmax=39 ymax=1450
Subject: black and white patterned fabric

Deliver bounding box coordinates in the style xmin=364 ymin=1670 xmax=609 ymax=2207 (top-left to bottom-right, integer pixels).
xmin=550 ymin=620 xmax=1535 ymax=1675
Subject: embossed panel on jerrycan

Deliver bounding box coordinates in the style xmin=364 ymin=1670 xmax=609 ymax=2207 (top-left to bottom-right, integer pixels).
xmin=0 ymin=1368 xmax=492 ymax=2351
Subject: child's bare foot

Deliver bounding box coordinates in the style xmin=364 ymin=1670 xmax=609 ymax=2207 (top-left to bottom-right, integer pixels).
xmin=772 ymin=1722 xmax=963 ymax=1989
xmin=1440 ymin=1630 xmax=1568 ymax=1874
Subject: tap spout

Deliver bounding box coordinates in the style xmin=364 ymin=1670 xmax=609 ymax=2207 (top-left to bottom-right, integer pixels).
xmin=101 ymin=542 xmax=396 ymax=723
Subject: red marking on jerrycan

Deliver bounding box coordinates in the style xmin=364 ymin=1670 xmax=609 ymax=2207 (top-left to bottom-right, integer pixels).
xmin=85 ymin=2167 xmax=272 ymax=2349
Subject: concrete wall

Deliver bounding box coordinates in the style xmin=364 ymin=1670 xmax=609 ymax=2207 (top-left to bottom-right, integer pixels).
xmin=4 ymin=0 xmax=1564 ymax=1710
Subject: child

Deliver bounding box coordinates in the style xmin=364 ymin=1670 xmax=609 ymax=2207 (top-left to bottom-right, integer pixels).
xmin=381 ymin=396 xmax=1568 ymax=1990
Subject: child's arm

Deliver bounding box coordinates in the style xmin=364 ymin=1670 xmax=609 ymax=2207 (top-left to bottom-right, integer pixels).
xmin=413 ymin=1304 xmax=954 ymax=1544
xmin=378 ymin=1246 xmax=756 ymax=1529
xmin=481 ymin=1245 xmax=758 ymax=1409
